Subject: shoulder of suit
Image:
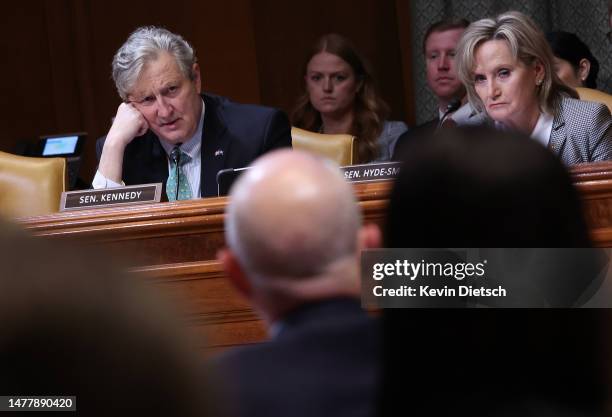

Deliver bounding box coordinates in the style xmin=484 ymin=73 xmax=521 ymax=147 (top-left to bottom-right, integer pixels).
xmin=557 ymin=96 xmax=611 ymax=133
xmin=382 ymin=120 xmax=409 ymax=135
xmin=556 ymin=96 xmax=610 ymax=139
xmin=203 ymin=92 xmax=280 ymax=116
xmin=415 ymin=118 xmax=438 ymax=130
xmin=560 ymin=96 xmax=607 ymax=115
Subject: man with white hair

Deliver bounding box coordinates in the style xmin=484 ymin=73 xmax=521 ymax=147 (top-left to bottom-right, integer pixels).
xmin=93 ymin=26 xmax=291 ymax=200
xmin=215 ymin=149 xmax=381 ymax=417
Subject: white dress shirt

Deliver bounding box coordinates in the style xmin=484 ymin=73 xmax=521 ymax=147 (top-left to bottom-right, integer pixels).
xmin=493 ymin=112 xmax=553 ymax=149
xmin=529 ymin=112 xmax=554 ymax=148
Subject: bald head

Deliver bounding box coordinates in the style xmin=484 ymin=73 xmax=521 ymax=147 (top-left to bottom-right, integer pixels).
xmin=225 ymin=150 xmax=361 ymax=281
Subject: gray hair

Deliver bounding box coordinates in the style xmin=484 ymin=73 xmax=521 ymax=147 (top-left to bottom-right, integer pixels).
xmin=112 ymin=26 xmax=197 ymax=100
xmin=456 ymin=11 xmax=576 ymax=116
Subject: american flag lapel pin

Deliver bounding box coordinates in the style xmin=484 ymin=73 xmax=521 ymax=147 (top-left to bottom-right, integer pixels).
xmin=215 ymin=149 xmax=224 ymax=157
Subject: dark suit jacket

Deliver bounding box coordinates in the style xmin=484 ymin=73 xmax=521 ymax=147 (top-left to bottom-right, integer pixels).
xmin=212 ymin=298 xmax=381 ymax=417
xmin=392 ymin=118 xmax=437 ymax=160
xmin=95 ymin=93 xmax=292 ymax=198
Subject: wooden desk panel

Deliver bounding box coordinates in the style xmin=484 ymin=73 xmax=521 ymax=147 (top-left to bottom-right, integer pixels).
xmin=16 ymin=163 xmax=612 ymax=351
xmin=572 ymin=162 xmax=612 ymax=246
xmin=135 ymin=260 xmax=266 ymax=352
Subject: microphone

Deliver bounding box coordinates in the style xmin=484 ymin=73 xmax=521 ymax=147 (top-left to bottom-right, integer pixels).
xmin=170 ymin=146 xmax=181 ymax=165
xmin=437 ymin=98 xmax=462 ymax=129
xmin=170 ymin=145 xmax=182 ymax=201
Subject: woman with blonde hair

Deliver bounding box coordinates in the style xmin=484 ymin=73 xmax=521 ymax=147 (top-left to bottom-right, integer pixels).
xmin=291 ymin=34 xmax=407 ymax=163
xmin=456 ymin=11 xmax=612 ymax=164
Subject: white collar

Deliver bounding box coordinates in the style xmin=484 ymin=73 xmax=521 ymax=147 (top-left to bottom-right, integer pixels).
xmin=530 ymin=112 xmax=554 ymax=148
xmin=493 ymin=112 xmax=554 ymax=148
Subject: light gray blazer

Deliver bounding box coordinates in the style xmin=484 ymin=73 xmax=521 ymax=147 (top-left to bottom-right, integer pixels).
xmin=549 ymin=97 xmax=612 ymax=165
xmin=374 ymin=120 xmax=409 ymax=162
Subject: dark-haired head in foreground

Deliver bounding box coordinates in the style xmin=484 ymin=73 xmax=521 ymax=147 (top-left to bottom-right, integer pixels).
xmin=381 ymin=126 xmax=609 ymax=417
xmin=0 ymin=222 xmax=213 ymax=417
xmin=387 ymin=125 xmax=590 ymax=248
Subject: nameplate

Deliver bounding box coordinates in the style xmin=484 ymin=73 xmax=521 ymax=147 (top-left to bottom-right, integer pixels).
xmin=60 ymin=183 xmax=162 ymax=211
xmin=340 ymin=162 xmax=401 ymax=183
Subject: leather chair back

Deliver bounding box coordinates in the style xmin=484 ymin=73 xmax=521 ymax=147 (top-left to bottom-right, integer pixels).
xmin=291 ymin=127 xmax=358 ymax=166
xmin=576 ymin=87 xmax=612 ymax=113
xmin=0 ymin=151 xmax=66 ymax=218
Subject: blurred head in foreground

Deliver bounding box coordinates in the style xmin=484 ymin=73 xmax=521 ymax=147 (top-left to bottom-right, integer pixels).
xmin=387 ymin=125 xmax=590 ymax=248
xmin=381 ymin=126 xmax=609 ymax=417
xmin=220 ymin=149 xmax=380 ymax=323
xmin=0 ymin=222 xmax=211 ymax=417
xmin=216 ymin=149 xmax=382 ymax=417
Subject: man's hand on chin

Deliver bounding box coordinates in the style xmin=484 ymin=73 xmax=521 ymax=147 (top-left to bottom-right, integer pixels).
xmin=98 ymin=103 xmax=150 ymax=184
xmin=106 ymin=102 xmax=150 ymax=147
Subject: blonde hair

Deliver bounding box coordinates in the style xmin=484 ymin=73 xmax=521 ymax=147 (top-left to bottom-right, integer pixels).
xmin=456 ymin=11 xmax=577 ymax=116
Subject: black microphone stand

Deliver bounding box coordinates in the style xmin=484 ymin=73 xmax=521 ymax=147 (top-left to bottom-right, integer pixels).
xmin=437 ymin=98 xmax=462 ymax=129
xmin=170 ymin=145 xmax=182 ymax=201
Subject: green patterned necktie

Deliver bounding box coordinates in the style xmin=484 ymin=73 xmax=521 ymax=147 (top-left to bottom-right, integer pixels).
xmin=166 ymin=145 xmax=193 ymax=201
